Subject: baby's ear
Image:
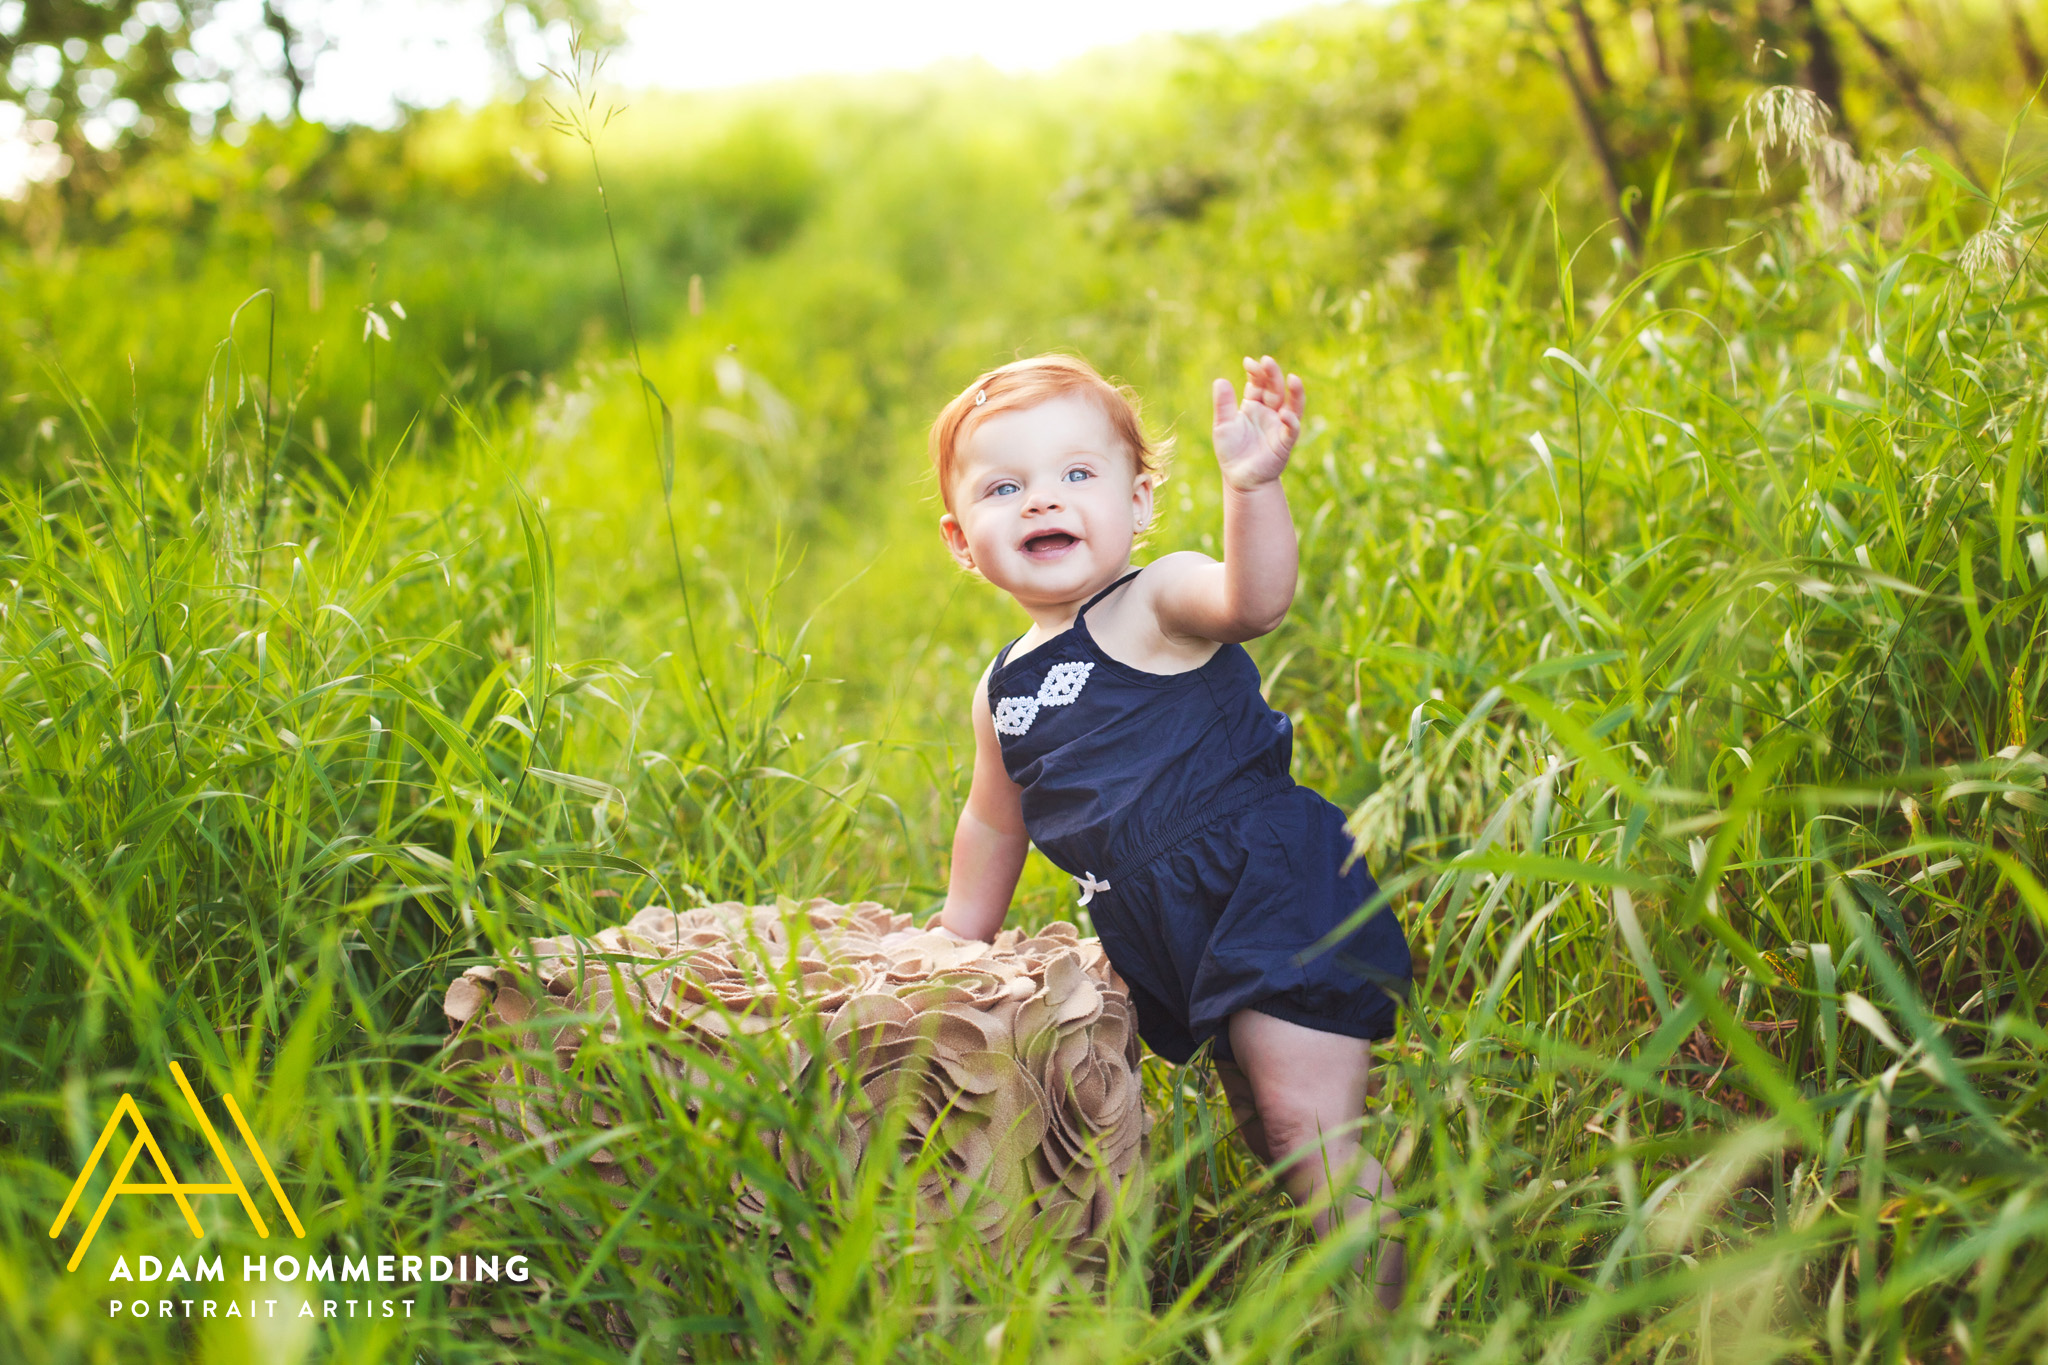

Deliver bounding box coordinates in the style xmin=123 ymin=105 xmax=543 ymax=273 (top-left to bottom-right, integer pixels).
xmin=939 ymin=512 xmax=978 ymax=572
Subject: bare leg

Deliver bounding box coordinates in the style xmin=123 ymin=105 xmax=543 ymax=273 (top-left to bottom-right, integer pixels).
xmin=1226 ymin=1008 xmax=1405 ymax=1310
xmin=1212 ymin=1055 xmax=1273 ymax=1163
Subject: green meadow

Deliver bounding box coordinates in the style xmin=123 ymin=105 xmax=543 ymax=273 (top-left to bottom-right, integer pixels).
xmin=4 ymin=2 xmax=2047 ymax=1360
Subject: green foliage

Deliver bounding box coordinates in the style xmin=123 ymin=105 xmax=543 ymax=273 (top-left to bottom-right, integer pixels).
xmin=5 ymin=101 xmax=827 ymax=482
xmin=0 ymin=0 xmax=618 ymax=207
xmin=5 ymin=3 xmax=2048 ymax=1361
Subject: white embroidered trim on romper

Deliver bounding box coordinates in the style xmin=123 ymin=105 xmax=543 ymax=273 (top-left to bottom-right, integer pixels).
xmin=993 ymin=661 xmax=1094 ymax=736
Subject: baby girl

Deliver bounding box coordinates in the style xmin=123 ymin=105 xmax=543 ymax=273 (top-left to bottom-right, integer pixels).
xmin=930 ymin=353 xmax=1411 ymax=1303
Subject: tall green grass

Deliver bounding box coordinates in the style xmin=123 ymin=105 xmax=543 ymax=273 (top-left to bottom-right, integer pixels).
xmin=5 ymin=7 xmax=2048 ymax=1362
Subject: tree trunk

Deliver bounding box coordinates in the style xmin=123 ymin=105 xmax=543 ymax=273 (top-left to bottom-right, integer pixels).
xmin=1788 ymin=0 xmax=1855 ymax=152
xmin=1673 ymin=2 xmax=1716 ymax=173
xmin=1536 ymin=1 xmax=1642 ymax=257
xmin=1835 ymin=0 xmax=1980 ymax=184
xmin=2005 ymin=0 xmax=2046 ymax=90
xmin=1567 ymin=0 xmax=1615 ymax=93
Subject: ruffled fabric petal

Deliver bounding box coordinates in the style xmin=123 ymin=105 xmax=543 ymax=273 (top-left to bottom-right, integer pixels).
xmin=439 ymin=898 xmax=1147 ymax=1266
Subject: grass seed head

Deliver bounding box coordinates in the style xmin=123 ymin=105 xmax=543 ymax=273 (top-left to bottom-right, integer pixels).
xmin=1961 ymin=210 xmax=2024 ymax=284
xmin=1741 ymin=85 xmax=1832 ymax=191
xmin=1805 ymin=137 xmax=1881 ymax=223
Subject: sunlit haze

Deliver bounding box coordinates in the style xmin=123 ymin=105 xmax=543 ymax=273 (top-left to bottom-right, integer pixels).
xmin=315 ymin=0 xmax=1336 ymax=127
xmin=1 ymin=0 xmax=1339 ymax=197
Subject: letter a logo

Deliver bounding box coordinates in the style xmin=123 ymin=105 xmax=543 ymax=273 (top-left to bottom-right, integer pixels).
xmin=50 ymin=1061 xmax=304 ymax=1271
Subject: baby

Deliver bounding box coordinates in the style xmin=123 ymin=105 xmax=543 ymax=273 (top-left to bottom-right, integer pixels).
xmin=930 ymin=352 xmax=1411 ymax=1303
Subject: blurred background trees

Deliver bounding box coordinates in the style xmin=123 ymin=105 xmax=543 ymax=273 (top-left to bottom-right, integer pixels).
xmin=2 ymin=0 xmax=2039 ymax=479
xmin=1 ymin=0 xmax=613 ymax=222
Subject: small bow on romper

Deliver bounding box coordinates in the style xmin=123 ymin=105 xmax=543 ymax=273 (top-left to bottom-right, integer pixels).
xmin=988 ymin=568 xmax=1412 ymax=1063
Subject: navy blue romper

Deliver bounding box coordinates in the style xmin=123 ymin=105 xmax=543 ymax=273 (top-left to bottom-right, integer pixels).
xmin=988 ymin=568 xmax=1411 ymax=1064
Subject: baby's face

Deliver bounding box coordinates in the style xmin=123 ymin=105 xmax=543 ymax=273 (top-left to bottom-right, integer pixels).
xmin=940 ymin=394 xmax=1152 ymax=610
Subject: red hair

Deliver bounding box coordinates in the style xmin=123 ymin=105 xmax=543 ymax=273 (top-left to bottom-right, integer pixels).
xmin=929 ymin=354 xmax=1162 ymax=512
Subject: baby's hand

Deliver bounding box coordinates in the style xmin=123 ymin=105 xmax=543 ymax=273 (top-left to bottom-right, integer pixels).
xmin=1211 ymin=355 xmax=1305 ymax=492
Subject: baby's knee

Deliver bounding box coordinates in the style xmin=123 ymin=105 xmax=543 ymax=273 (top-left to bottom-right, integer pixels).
xmin=1254 ymin=1097 xmax=1344 ymax=1164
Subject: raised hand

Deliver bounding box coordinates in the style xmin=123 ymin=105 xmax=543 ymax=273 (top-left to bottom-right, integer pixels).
xmin=1211 ymin=355 xmax=1305 ymax=492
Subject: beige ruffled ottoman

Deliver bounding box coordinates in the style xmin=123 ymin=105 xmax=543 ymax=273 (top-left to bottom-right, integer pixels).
xmin=440 ymin=899 xmax=1149 ymax=1264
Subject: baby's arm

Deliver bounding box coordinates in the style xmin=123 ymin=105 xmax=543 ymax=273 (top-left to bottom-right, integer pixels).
xmin=937 ymin=664 xmax=1029 ymax=941
xmin=1147 ymin=355 xmax=1305 ymax=644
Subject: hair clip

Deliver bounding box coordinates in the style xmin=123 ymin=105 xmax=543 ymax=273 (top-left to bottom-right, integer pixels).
xmin=973 ymin=389 xmax=987 ymax=407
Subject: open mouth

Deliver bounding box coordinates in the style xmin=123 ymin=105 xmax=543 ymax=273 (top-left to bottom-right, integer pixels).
xmin=1022 ymin=531 xmax=1078 ymax=554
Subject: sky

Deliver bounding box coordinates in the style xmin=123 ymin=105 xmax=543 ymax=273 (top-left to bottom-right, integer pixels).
xmin=612 ymin=0 xmax=1328 ymax=94
xmin=1 ymin=0 xmax=1335 ymax=198
xmin=301 ymin=0 xmax=1332 ymax=126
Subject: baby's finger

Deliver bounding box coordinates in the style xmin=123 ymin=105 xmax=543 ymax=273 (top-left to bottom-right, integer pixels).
xmin=1243 ymin=356 xmax=1276 ymax=409
xmin=1286 ymin=372 xmax=1306 ymax=421
xmin=1212 ymin=377 xmax=1237 ymax=427
xmin=1256 ymin=356 xmax=1289 ymax=410
xmin=1263 ymin=357 xmax=1289 ymax=405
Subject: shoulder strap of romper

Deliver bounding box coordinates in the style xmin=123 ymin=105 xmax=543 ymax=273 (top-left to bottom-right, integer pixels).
xmin=989 ymin=567 xmax=1139 ymax=701
xmin=1078 ymin=567 xmax=1143 ymax=620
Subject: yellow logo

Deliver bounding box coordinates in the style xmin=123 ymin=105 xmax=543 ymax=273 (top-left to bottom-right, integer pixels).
xmin=50 ymin=1061 xmax=304 ymax=1271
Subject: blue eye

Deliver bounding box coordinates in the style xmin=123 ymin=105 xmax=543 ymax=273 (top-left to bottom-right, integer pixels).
xmin=991 ymin=480 xmax=1020 ymax=497
xmin=1063 ymin=468 xmax=1092 ymax=483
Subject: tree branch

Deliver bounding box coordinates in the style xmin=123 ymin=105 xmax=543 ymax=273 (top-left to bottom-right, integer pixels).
xmin=1835 ymin=0 xmax=1980 ymax=184
xmin=1535 ymin=0 xmax=1642 ymax=258
xmin=1788 ymin=0 xmax=1855 ymax=152
xmin=2004 ymin=0 xmax=2045 ymax=90
xmin=1567 ymin=0 xmax=1614 ymax=93
xmin=263 ymin=1 xmax=307 ymax=116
